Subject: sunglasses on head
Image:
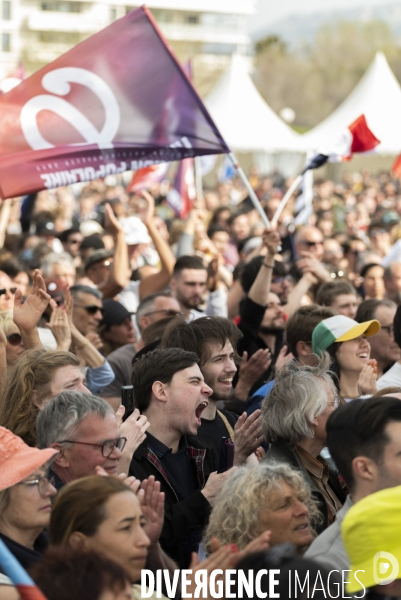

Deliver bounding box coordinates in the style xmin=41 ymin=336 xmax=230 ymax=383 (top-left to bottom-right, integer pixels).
xmin=75 ymin=304 xmax=105 ymax=316
xmin=6 ymin=333 xmax=22 ymax=346
xmin=0 ymin=287 xmax=17 ymax=297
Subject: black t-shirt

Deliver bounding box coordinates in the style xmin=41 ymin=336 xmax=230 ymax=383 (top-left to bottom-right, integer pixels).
xmin=197 ymin=409 xmax=238 ymax=470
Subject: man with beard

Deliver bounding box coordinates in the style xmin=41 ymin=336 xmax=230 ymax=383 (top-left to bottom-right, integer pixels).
xmin=170 ymin=255 xmax=227 ymax=319
xmin=161 ymin=316 xmax=263 ymax=468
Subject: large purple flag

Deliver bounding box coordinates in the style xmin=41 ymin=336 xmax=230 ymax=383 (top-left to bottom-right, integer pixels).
xmin=0 ymin=6 xmax=229 ymax=198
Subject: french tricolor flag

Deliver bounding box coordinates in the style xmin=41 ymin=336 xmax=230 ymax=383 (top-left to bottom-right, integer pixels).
xmin=303 ymin=114 xmax=380 ymax=173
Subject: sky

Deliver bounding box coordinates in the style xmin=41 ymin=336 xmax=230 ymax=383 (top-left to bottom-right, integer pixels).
xmin=249 ymin=0 xmax=395 ymax=30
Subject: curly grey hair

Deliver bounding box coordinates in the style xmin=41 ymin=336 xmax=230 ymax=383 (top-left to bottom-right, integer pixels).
xmin=204 ymin=461 xmax=320 ymax=551
xmin=261 ymin=352 xmax=337 ymax=444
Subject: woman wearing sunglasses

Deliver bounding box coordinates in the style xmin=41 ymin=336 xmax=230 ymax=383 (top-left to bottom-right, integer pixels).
xmin=0 ymin=269 xmax=53 ymax=370
xmin=0 ymin=313 xmax=25 ymax=368
xmin=0 ymin=426 xmax=58 ymax=597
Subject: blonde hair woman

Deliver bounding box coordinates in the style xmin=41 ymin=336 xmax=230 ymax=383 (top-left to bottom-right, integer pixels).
xmin=0 ymin=311 xmax=25 ymax=369
xmin=204 ymin=462 xmax=320 ymax=553
xmin=0 ymin=348 xmax=89 ymax=447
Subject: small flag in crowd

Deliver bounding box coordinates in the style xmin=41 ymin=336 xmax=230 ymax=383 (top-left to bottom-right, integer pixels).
xmin=392 ymin=154 xmax=401 ymax=178
xmin=218 ymin=154 xmax=236 ymax=182
xmin=127 ymin=163 xmax=169 ymax=193
xmin=167 ymin=158 xmax=196 ymax=218
xmin=0 ymin=6 xmax=229 ymax=199
xmin=302 ymin=114 xmax=380 ymax=174
xmin=293 ymin=166 xmax=314 ymax=225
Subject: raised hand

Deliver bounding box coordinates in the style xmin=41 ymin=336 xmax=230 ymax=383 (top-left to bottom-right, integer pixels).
xmin=118 ymin=407 xmax=150 ymax=456
xmin=95 ymin=465 xmax=144 ymax=499
xmin=104 ymin=202 xmax=124 ymax=236
xmin=233 ymin=410 xmax=263 ymax=465
xmin=201 ymin=467 xmax=237 ymax=506
xmin=274 ymin=344 xmax=294 ymax=373
xmin=140 ymin=476 xmax=165 ymax=545
xmin=235 ymin=349 xmax=272 ymax=398
xmin=262 ymin=227 xmax=281 ymax=257
xmin=358 ymin=361 xmax=378 ymax=396
xmin=139 ymin=190 xmax=155 ymax=226
xmin=46 ymin=304 xmax=72 ymax=351
xmin=13 ymin=269 xmax=51 ymax=333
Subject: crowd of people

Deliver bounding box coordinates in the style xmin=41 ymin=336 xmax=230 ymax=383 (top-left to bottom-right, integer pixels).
xmin=0 ymin=166 xmax=401 ymax=598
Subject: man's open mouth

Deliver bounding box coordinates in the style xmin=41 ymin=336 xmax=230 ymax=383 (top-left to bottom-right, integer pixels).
xmin=195 ymin=401 xmax=208 ymax=420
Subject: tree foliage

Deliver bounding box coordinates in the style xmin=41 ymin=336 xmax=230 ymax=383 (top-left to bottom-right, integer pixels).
xmin=254 ymin=20 xmax=401 ymax=128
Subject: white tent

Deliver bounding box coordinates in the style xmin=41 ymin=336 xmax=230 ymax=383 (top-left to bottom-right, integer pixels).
xmin=205 ymin=54 xmax=301 ymax=153
xmin=302 ymin=52 xmax=401 ymax=156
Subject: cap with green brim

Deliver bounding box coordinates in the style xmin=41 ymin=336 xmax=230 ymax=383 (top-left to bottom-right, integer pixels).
xmin=312 ymin=315 xmax=381 ymax=355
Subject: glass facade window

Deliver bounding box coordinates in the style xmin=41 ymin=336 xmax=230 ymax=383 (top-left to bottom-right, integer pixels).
xmin=186 ymin=14 xmax=199 ymax=24
xmin=202 ymin=42 xmax=238 ymax=55
xmin=41 ymin=1 xmax=81 ymax=12
xmin=201 ymin=13 xmax=240 ymax=28
xmin=2 ymin=32 xmax=10 ymax=51
xmin=150 ymin=9 xmax=172 ymax=22
xmin=2 ymin=1 xmax=11 ymax=20
xmin=38 ymin=31 xmax=81 ymax=43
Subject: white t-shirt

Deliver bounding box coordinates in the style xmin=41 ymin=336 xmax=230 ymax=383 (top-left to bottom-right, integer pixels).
xmin=118 ymin=280 xmax=141 ymax=313
xmin=377 ymin=362 xmax=401 ymax=390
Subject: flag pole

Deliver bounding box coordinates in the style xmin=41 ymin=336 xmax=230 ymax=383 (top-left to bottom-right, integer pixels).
xmin=271 ymin=174 xmax=303 ymax=226
xmin=228 ymin=152 xmax=271 ymax=228
xmin=194 ymin=156 xmax=203 ymax=200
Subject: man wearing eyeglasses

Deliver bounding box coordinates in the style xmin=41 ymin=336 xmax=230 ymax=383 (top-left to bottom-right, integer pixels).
xmin=37 ymin=391 xmax=141 ymax=489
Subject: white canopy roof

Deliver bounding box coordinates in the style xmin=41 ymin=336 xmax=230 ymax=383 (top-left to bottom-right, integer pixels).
xmin=205 ymin=54 xmax=301 ymax=153
xmin=302 ymin=52 xmax=401 ymax=156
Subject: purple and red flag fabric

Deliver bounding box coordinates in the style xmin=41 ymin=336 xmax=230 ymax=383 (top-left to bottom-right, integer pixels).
xmin=126 ymin=163 xmax=169 ymax=193
xmin=302 ymin=114 xmax=380 ymax=173
xmin=0 ymin=6 xmax=229 ymax=199
xmin=167 ymin=158 xmax=196 ymax=218
xmin=0 ymin=538 xmax=48 ymax=599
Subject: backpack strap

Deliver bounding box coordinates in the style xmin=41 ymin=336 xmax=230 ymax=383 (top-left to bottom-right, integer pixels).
xmin=216 ymin=409 xmax=235 ymax=441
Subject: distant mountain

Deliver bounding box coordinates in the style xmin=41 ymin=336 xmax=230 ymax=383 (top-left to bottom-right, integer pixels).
xmin=251 ymin=3 xmax=401 ymax=47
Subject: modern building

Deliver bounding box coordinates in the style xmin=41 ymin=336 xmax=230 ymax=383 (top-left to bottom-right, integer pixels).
xmin=0 ymin=0 xmax=256 ymax=94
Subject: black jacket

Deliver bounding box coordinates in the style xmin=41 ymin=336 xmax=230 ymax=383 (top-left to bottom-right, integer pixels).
xmin=262 ymin=438 xmax=346 ymax=534
xmin=129 ymin=434 xmax=217 ymax=568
